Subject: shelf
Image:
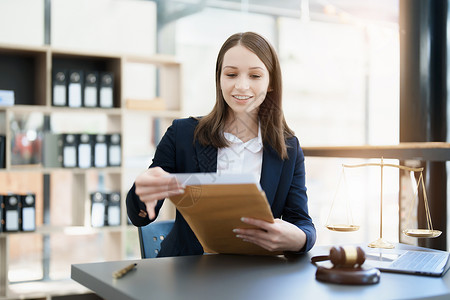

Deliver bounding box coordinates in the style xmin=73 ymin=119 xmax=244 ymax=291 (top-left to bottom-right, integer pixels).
xmin=302 ymin=142 xmax=450 ymax=161
xmin=51 ymin=47 xmax=122 ymax=60
xmin=0 ymin=41 xmax=181 ymax=298
xmin=0 ymin=105 xmax=123 ymax=117
xmin=0 ymin=44 xmax=181 ymax=65
xmin=0 ymin=104 xmax=184 ymax=118
xmin=5 ymin=279 xmax=93 ymax=300
xmin=0 ymin=166 xmax=122 ymax=174
xmin=0 ymin=105 xmax=122 ymax=115
xmin=0 ymin=224 xmax=130 ymax=237
xmin=0 ymin=43 xmax=47 ymax=56
xmin=0 ymin=47 xmax=47 ymax=106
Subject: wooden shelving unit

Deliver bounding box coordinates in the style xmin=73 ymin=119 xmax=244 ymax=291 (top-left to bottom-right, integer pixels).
xmin=0 ymin=43 xmax=182 ymax=299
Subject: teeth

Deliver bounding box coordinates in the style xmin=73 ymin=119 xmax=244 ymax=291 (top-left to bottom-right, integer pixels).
xmin=234 ymin=95 xmax=251 ymax=100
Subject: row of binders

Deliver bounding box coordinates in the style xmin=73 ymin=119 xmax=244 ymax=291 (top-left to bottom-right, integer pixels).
xmin=43 ymin=133 xmax=121 ymax=168
xmin=53 ymin=69 xmax=114 ymax=108
xmin=0 ymin=191 xmax=122 ymax=233
xmin=91 ymin=191 xmax=121 ymax=227
xmin=1 ymin=193 xmax=35 ymax=232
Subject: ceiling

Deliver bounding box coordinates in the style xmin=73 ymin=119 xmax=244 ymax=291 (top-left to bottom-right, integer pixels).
xmin=155 ymin=0 xmax=399 ymax=25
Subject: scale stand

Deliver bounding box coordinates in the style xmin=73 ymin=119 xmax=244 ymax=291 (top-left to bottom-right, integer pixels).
xmin=325 ymin=158 xmax=441 ymax=249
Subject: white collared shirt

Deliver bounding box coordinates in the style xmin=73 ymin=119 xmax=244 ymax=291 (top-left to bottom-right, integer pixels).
xmin=217 ymin=126 xmax=263 ymax=181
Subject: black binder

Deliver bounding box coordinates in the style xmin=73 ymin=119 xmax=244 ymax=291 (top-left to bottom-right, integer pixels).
xmin=20 ymin=194 xmax=35 ymax=232
xmin=106 ymin=192 xmax=121 ymax=226
xmin=78 ymin=134 xmax=94 ymax=169
xmin=68 ymin=70 xmax=83 ymax=108
xmin=3 ymin=194 xmax=20 ymax=232
xmin=94 ymin=134 xmax=108 ymax=168
xmin=84 ymin=72 xmax=98 ymax=108
xmin=91 ymin=192 xmax=107 ymax=227
xmin=0 ymin=135 xmax=5 ymax=168
xmin=42 ymin=133 xmax=62 ymax=168
xmin=107 ymin=134 xmax=121 ymax=167
xmin=52 ymin=69 xmax=67 ymax=106
xmin=62 ymin=134 xmax=78 ymax=168
xmin=99 ymin=72 xmax=114 ymax=108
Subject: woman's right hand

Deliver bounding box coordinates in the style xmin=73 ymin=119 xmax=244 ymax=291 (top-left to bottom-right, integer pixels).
xmin=134 ymin=167 xmax=184 ymax=220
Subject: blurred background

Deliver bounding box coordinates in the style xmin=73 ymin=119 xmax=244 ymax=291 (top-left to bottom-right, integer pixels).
xmin=4 ymin=0 xmax=448 ymax=298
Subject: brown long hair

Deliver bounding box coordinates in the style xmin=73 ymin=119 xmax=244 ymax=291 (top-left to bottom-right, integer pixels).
xmin=194 ymin=32 xmax=294 ymax=159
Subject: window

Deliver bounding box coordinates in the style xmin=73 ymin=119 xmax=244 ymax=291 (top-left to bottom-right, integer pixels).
xmin=172 ymin=2 xmax=400 ymax=246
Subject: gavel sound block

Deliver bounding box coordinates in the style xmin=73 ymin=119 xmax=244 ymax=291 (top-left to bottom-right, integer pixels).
xmin=311 ymin=246 xmax=380 ymax=285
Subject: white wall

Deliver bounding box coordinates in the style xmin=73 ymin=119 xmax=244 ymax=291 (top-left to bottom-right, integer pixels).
xmin=52 ymin=0 xmax=156 ymax=55
xmin=0 ymin=0 xmax=44 ymax=45
xmin=0 ymin=0 xmax=156 ymax=55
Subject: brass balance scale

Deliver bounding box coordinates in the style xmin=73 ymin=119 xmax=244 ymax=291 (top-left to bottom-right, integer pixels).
xmin=325 ymin=158 xmax=441 ymax=249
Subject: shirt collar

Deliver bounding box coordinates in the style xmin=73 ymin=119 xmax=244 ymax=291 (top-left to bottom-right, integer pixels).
xmin=223 ymin=124 xmax=263 ymax=154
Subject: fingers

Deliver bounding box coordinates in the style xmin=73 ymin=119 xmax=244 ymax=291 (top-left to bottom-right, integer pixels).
xmin=134 ymin=167 xmax=185 ymax=219
xmin=135 ymin=167 xmax=184 ymax=200
xmin=145 ymin=201 xmax=157 ymax=220
xmin=136 ymin=175 xmax=179 ymax=189
xmin=136 ymin=186 xmax=184 ymax=202
xmin=234 ymin=229 xmax=278 ymax=252
xmin=239 ymin=217 xmax=276 ymax=232
xmin=233 ymin=227 xmax=276 ymax=243
xmin=233 ymin=218 xmax=283 ymax=252
xmin=233 ymin=218 xmax=274 ymax=245
xmin=234 ymin=218 xmax=306 ymax=252
xmin=136 ymin=168 xmax=183 ymax=192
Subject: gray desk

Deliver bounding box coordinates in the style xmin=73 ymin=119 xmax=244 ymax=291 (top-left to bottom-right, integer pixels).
xmin=71 ymin=244 xmax=450 ymax=300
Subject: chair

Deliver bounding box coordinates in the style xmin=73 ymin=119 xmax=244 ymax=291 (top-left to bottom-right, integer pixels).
xmin=138 ymin=220 xmax=175 ymax=258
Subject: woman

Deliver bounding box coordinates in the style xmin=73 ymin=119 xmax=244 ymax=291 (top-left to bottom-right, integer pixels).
xmin=126 ymin=32 xmax=316 ymax=257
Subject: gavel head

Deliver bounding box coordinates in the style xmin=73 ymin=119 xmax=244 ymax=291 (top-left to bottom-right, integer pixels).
xmin=329 ymin=246 xmax=365 ymax=268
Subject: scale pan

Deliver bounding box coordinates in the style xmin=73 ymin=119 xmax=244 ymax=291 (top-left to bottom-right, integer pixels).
xmin=326 ymin=224 xmax=360 ymax=232
xmin=402 ymin=229 xmax=442 ymax=238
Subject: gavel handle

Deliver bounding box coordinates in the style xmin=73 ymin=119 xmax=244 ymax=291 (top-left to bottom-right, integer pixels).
xmin=311 ymin=255 xmax=330 ymax=266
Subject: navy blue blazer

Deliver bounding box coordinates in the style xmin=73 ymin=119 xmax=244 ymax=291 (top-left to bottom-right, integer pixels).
xmin=126 ymin=117 xmax=316 ymax=257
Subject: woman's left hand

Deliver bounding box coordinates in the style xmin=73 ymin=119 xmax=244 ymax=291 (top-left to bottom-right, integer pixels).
xmin=233 ymin=218 xmax=306 ymax=253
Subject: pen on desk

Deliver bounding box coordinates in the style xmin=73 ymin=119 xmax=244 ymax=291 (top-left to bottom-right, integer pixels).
xmin=113 ymin=263 xmax=137 ymax=279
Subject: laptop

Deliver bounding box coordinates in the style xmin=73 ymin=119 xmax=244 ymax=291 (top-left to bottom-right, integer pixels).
xmin=365 ymin=248 xmax=450 ymax=277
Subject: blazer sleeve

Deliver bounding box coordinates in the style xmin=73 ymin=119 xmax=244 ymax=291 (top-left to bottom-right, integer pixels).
xmin=126 ymin=120 xmax=179 ymax=226
xmin=282 ymin=137 xmax=316 ymax=254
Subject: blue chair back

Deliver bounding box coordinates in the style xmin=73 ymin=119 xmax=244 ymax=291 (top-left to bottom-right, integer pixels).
xmin=138 ymin=220 xmax=174 ymax=258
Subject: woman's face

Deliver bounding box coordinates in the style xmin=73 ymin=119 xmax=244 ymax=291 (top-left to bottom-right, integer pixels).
xmin=220 ymin=45 xmax=270 ymax=118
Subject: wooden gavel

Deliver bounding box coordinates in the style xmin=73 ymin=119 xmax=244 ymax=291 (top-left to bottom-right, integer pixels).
xmin=311 ymin=246 xmax=366 ymax=268
xmin=311 ymin=246 xmax=380 ymax=285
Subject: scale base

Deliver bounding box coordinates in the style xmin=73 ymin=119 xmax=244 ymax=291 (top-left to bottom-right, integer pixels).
xmin=368 ymin=238 xmax=394 ymax=249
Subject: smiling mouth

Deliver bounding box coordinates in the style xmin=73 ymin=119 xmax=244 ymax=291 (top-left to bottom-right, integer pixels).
xmin=233 ymin=95 xmax=253 ymax=101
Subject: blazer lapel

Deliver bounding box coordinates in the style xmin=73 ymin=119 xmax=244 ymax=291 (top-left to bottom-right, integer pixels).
xmin=195 ymin=141 xmax=218 ymax=172
xmin=260 ymin=145 xmax=283 ymax=206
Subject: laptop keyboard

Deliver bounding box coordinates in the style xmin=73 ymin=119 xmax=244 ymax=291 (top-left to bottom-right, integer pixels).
xmin=391 ymin=251 xmax=448 ymax=272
